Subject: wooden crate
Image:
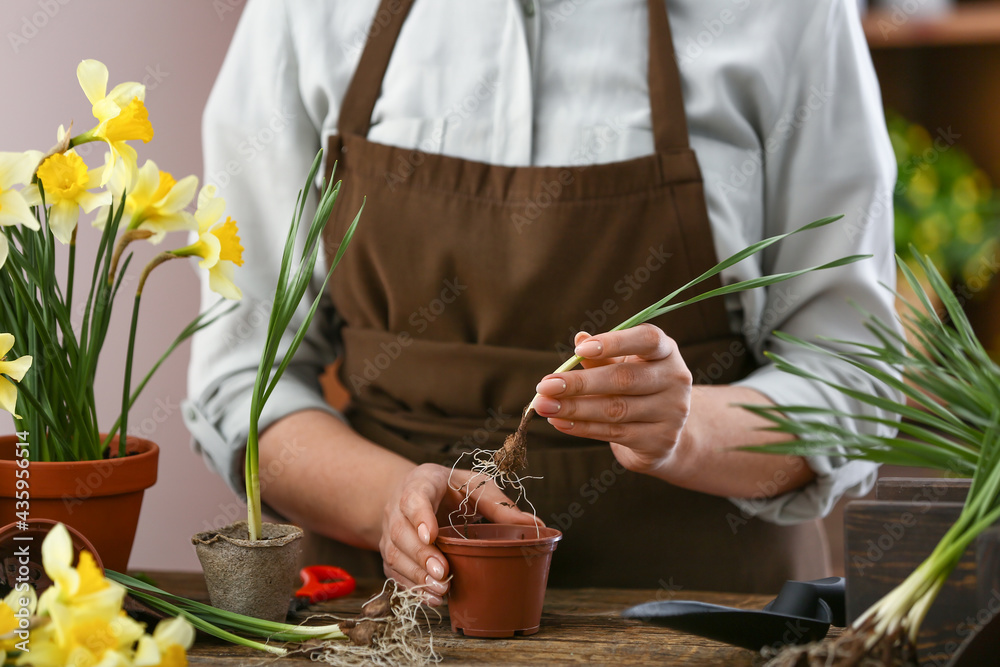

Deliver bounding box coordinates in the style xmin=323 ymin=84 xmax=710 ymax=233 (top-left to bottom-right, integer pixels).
xmin=844 ymin=478 xmax=1000 ymax=665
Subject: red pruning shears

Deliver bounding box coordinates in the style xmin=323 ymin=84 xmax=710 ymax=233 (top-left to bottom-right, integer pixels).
xmin=295 ymin=565 xmax=356 ymax=604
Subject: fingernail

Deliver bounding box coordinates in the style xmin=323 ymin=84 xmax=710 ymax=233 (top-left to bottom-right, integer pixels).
xmin=575 ymin=339 xmax=603 ymax=357
xmin=425 ymin=574 xmax=448 ymax=594
xmin=417 ymin=523 xmax=430 ymax=545
xmin=424 ymin=593 xmax=444 ymax=606
xmin=535 ymin=377 xmax=567 ymax=395
xmin=427 ymin=557 xmax=445 ymax=580
xmin=534 ymin=396 xmax=561 ymax=415
xmin=547 ymin=418 xmax=574 ymax=429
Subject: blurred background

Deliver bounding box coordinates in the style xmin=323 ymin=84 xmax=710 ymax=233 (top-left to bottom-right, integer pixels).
xmin=3 ymin=0 xmax=1000 ymax=573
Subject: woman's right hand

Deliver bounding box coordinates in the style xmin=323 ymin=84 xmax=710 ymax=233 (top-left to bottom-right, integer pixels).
xmin=380 ymin=463 xmax=542 ymax=606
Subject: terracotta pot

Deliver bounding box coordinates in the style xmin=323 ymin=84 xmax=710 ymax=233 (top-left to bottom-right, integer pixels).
xmin=0 ymin=435 xmax=158 ymax=573
xmin=436 ymin=523 xmax=562 ymax=638
xmin=192 ymin=520 xmax=303 ymax=622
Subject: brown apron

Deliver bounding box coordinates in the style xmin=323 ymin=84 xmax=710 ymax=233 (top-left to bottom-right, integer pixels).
xmin=314 ymin=0 xmax=830 ymax=594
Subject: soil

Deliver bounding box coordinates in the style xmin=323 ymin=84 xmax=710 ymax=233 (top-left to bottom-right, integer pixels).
xmin=762 ymin=622 xmax=919 ymax=667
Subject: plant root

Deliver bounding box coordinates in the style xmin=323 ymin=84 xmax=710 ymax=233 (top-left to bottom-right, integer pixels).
xmin=760 ymin=620 xmax=918 ymax=667
xmin=493 ymin=406 xmax=534 ymax=476
xmin=296 ymin=580 xmax=442 ymax=667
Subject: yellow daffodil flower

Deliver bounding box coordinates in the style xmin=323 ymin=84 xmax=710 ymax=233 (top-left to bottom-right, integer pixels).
xmin=25 ymin=523 xmax=194 ymax=667
xmin=0 ymin=585 xmax=35 ymax=653
xmin=170 ymin=185 xmax=244 ymax=300
xmin=134 ymin=617 xmax=196 ymax=667
xmin=98 ymin=158 xmax=197 ymax=243
xmin=74 ymin=59 xmax=153 ymax=186
xmin=0 ymin=333 xmax=32 ymax=419
xmin=21 ymin=150 xmax=111 ymax=244
xmin=1 ymin=150 xmax=45 ymax=269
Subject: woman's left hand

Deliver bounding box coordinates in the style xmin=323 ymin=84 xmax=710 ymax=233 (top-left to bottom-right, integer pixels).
xmin=532 ymin=324 xmax=692 ymax=475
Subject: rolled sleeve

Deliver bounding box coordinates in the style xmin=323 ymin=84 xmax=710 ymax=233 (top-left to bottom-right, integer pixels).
xmin=183 ymin=367 xmax=344 ymax=499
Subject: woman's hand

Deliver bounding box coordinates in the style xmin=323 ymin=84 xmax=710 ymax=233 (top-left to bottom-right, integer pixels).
xmin=533 ymin=324 xmax=692 ymax=476
xmin=380 ymin=463 xmax=541 ymax=606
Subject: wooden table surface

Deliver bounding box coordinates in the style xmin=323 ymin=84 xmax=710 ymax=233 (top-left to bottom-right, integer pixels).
xmin=146 ymin=571 xmax=779 ymax=666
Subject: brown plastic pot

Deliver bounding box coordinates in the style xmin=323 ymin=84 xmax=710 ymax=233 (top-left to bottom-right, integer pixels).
xmin=0 ymin=435 xmax=158 ymax=572
xmin=192 ymin=520 xmax=303 ymax=622
xmin=436 ymin=523 xmax=562 ymax=637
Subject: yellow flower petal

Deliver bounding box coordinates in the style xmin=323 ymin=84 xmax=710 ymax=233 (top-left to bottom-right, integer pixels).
xmin=0 ymin=151 xmax=43 ymax=189
xmin=103 ymin=98 xmax=153 ymax=144
xmin=211 ymin=218 xmax=244 ymax=266
xmin=208 ymin=260 xmax=242 ymax=301
xmin=77 ymin=59 xmax=109 ymax=106
xmin=0 ymin=354 xmax=32 ymax=383
xmin=0 ymin=234 xmax=7 ymax=270
xmin=76 ymin=551 xmax=109 ymax=596
xmin=196 ymin=234 xmax=221 ymax=269
xmin=78 ymin=189 xmax=112 ymax=215
xmin=0 ymin=189 xmax=41 ymax=231
xmin=49 ymin=200 xmax=81 ymax=245
xmin=194 ymin=185 xmax=225 ymax=231
xmin=107 ymin=81 xmax=146 ymax=108
xmin=0 ymin=334 xmax=12 ymax=357
xmin=153 ymin=616 xmax=195 ymax=649
xmin=0 ymin=376 xmax=22 ymax=420
xmin=157 ymin=175 xmax=198 ymax=214
xmin=42 ymin=523 xmax=80 ymax=595
xmin=37 ymin=152 xmax=90 ymax=202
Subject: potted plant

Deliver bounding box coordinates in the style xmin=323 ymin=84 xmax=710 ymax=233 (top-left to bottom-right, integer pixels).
xmin=748 ymin=253 xmax=1000 ymax=665
xmin=192 ymin=154 xmax=362 ymax=622
xmin=0 ymin=59 xmax=244 ymax=571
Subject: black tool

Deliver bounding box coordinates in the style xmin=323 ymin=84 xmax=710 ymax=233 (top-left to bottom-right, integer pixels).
xmin=622 ymin=576 xmax=846 ymax=651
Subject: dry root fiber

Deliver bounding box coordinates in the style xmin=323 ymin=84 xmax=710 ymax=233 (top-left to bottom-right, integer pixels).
xmin=761 ymin=621 xmax=918 ymax=667
xmin=298 ymin=581 xmax=442 ymax=667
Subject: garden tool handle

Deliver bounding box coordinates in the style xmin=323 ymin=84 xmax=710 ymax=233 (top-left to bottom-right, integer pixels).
xmin=296 ymin=565 xmax=356 ymax=604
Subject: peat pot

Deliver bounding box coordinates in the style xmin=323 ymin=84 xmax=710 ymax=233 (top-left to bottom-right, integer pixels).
xmin=192 ymin=520 xmax=303 ymax=622
xmin=0 ymin=435 xmax=159 ymax=572
xmin=437 ymin=523 xmax=562 ymax=638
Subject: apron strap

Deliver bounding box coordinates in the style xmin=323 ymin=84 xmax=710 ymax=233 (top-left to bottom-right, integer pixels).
xmin=339 ymin=0 xmax=692 ymax=153
xmin=647 ymin=0 xmax=691 ymax=153
xmin=338 ymin=0 xmax=416 ymax=137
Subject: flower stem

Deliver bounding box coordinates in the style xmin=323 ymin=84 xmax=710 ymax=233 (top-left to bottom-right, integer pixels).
xmin=120 ymin=293 xmax=142 ymax=457
xmin=67 ymin=227 xmax=76 ymax=308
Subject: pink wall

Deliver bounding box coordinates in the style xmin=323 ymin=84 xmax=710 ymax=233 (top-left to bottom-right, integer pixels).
xmin=1 ymin=0 xmax=247 ymax=571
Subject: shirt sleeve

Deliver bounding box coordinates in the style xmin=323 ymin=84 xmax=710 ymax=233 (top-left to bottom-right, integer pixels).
xmin=182 ymin=0 xmax=342 ymax=498
xmin=728 ymin=0 xmax=903 ymax=524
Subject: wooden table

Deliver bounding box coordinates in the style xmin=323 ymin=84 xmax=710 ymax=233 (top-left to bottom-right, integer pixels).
xmin=147 ymin=572 xmax=780 ymax=665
